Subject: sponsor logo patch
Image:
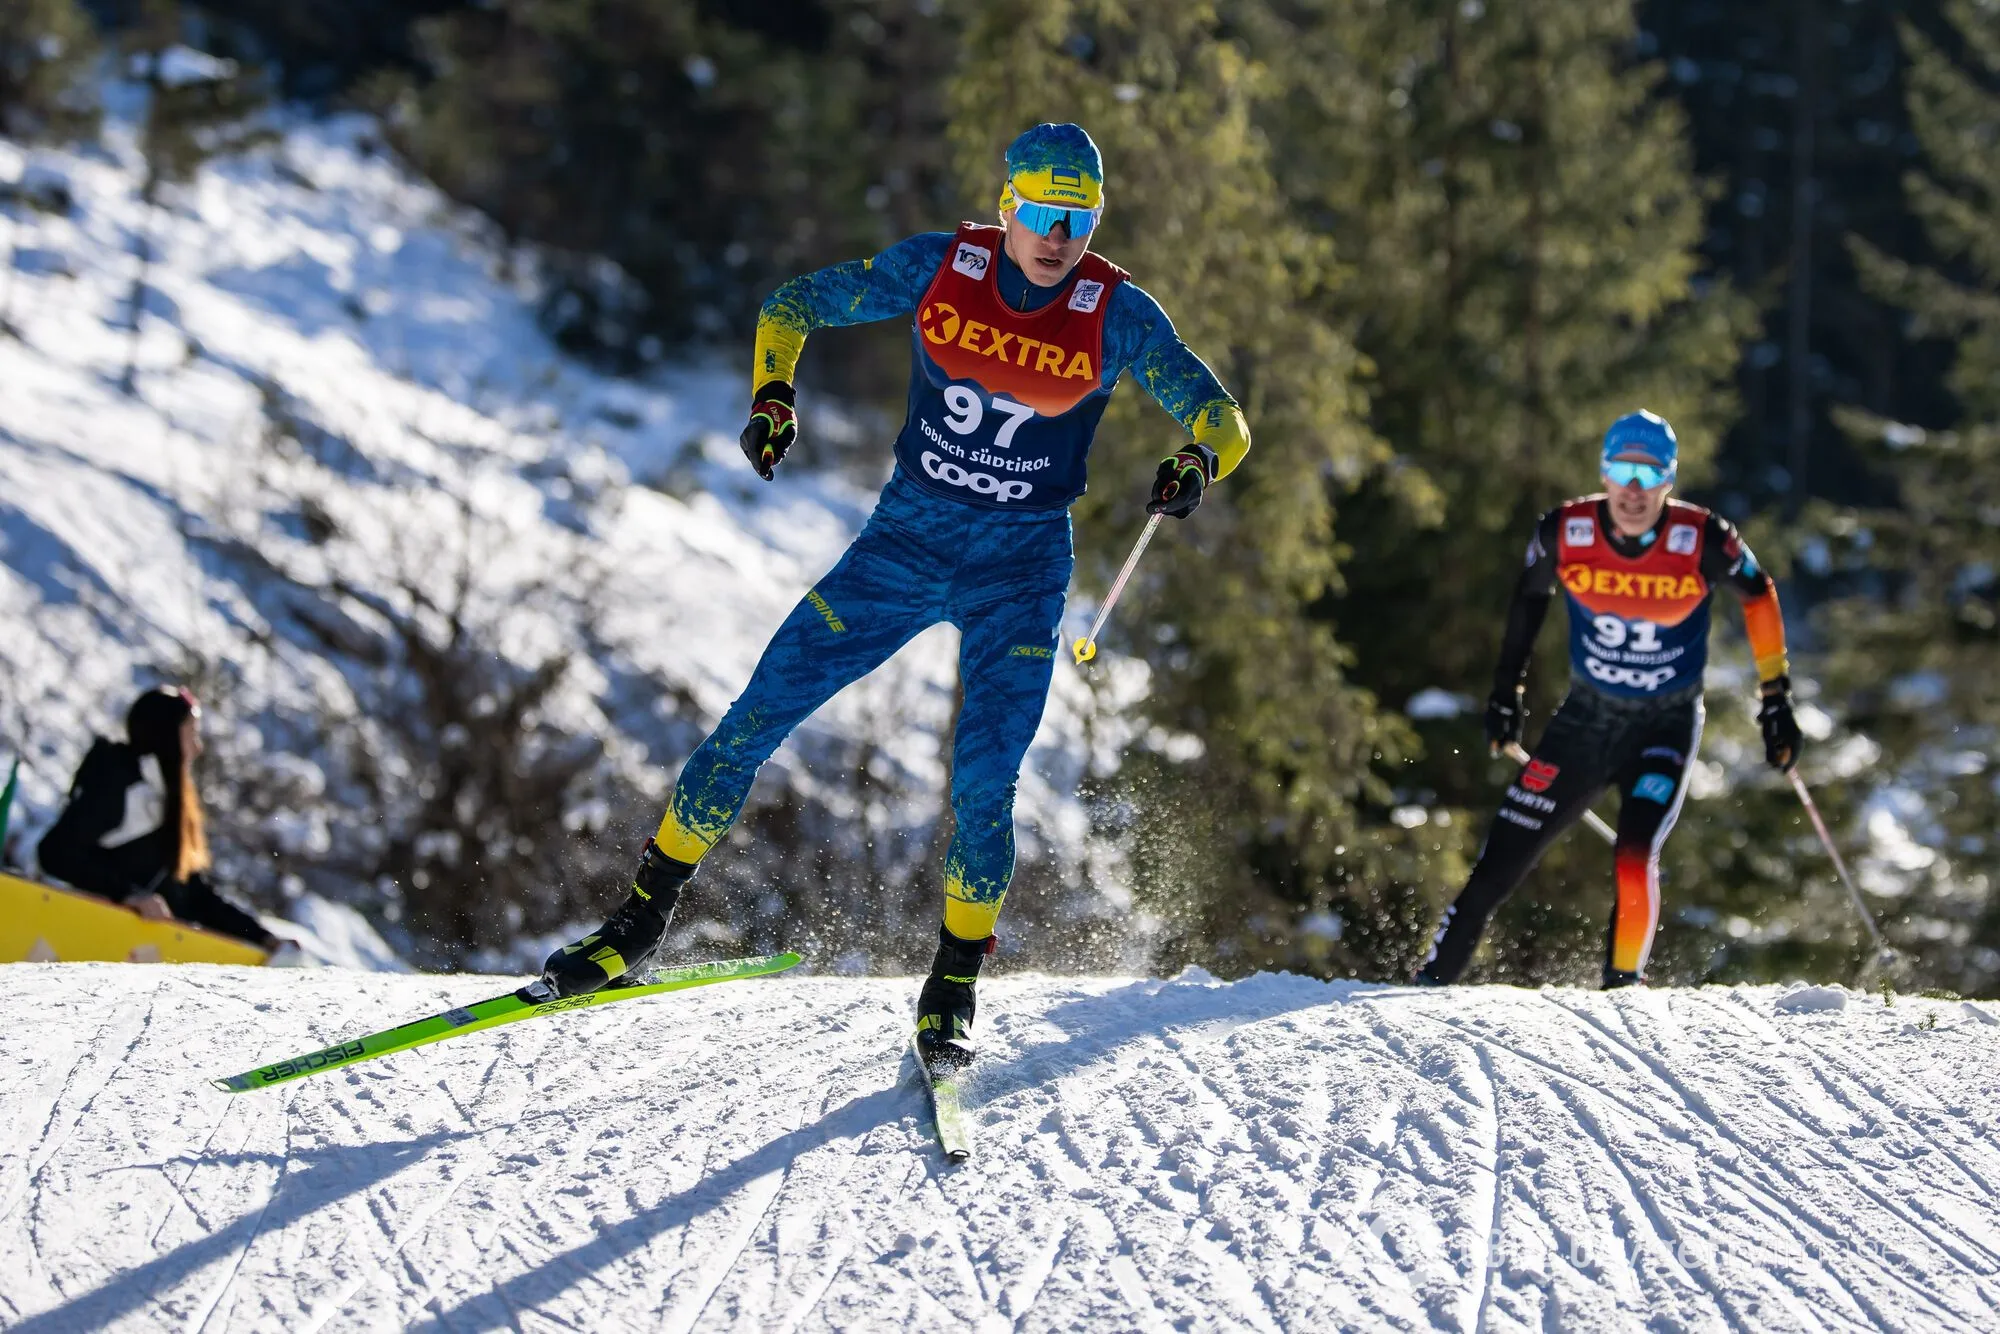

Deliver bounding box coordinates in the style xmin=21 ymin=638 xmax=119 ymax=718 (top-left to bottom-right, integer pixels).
xmin=921 ymin=451 xmax=1034 ymax=503
xmin=1560 ymin=566 xmax=1706 ymax=600
xmin=1632 ymin=773 xmax=1677 ymax=803
xmin=1564 ymin=517 xmax=1596 ymax=547
xmin=1520 ymin=757 xmax=1561 ymax=793
xmin=1068 ymin=279 xmax=1105 ymax=313
xmin=1506 ymin=785 xmax=1558 ymax=813
xmin=1666 ymin=524 xmax=1698 ymax=555
xmin=952 ymin=242 xmax=991 ymax=279
xmin=918 ymin=302 xmax=1096 ymax=380
xmin=1585 ymin=659 xmax=1678 ymax=690
xmin=806 ymin=589 xmax=847 ymax=632
xmin=1498 ymin=807 xmax=1545 ymax=830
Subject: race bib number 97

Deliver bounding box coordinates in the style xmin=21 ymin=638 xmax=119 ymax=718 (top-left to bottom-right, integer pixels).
xmin=941 ymin=384 xmax=1035 ymax=448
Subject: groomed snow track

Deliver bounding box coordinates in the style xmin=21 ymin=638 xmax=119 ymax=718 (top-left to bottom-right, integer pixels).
xmin=2 ymin=964 xmax=1997 ymax=1331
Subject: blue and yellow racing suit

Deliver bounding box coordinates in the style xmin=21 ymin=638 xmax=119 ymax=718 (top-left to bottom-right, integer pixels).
xmin=656 ymin=225 xmax=1249 ymax=941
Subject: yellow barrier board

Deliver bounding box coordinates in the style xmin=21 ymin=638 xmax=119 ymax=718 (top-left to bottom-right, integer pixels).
xmin=0 ymin=872 xmax=270 ymax=966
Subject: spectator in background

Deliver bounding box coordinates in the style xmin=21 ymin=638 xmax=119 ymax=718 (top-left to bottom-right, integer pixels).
xmin=38 ymin=685 xmax=284 ymax=952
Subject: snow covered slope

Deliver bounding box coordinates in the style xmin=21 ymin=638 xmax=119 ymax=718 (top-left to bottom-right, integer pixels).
xmin=4 ymin=964 xmax=1997 ymax=1331
xmin=0 ymin=109 xmax=1140 ymax=965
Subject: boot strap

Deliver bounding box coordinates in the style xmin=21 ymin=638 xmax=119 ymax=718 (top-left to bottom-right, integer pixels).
xmin=632 ymin=839 xmax=696 ymax=910
xmin=930 ymin=923 xmax=996 ymax=978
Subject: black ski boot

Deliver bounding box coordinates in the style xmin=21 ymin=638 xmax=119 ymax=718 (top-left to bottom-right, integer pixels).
xmin=914 ymin=924 xmax=995 ymax=1069
xmin=541 ymin=840 xmax=696 ymax=997
xmin=1602 ymin=968 xmax=1645 ymax=990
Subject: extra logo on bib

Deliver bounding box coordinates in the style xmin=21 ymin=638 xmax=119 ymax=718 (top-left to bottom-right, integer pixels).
xmin=952 ymin=243 xmax=991 ymax=279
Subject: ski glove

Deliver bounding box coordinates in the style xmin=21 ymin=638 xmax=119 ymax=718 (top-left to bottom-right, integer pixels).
xmin=1758 ymin=676 xmax=1803 ymax=771
xmin=1147 ymin=443 xmax=1220 ymax=519
xmin=740 ymin=381 xmax=798 ymax=481
xmin=1484 ymin=685 xmax=1526 ymax=755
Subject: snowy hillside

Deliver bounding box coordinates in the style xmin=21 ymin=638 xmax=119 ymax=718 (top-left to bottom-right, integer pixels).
xmin=3 ymin=964 xmax=1997 ymax=1331
xmin=0 ymin=108 xmax=1141 ymax=967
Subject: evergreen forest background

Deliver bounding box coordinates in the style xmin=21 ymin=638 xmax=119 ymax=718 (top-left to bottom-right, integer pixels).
xmin=5 ymin=0 xmax=1999 ymax=994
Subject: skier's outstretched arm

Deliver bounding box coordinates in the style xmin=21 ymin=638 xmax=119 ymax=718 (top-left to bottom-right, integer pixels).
xmin=1701 ymin=514 xmax=1789 ymax=682
xmin=1485 ymin=510 xmax=1562 ymax=752
xmin=1107 ymin=284 xmax=1251 ymax=519
xmin=740 ymin=232 xmax=954 ymax=479
xmin=753 ymin=232 xmax=953 ymax=384
xmin=1702 ymin=514 xmax=1801 ymax=768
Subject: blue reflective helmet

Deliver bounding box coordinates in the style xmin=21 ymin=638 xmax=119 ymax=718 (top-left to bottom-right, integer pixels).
xmin=1601 ymin=410 xmax=1678 ymax=480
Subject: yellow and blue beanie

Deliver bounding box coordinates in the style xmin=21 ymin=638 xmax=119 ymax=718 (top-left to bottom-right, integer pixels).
xmin=998 ymin=122 xmax=1104 ymax=213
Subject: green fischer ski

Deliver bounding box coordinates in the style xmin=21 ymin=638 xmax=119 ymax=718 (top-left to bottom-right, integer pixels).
xmin=910 ymin=1035 xmax=974 ymax=1163
xmin=211 ymin=952 xmax=801 ymax=1094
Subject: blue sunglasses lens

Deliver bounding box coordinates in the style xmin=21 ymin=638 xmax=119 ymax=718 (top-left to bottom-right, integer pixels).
xmin=1605 ymin=460 xmax=1671 ymax=489
xmin=1013 ymin=199 xmax=1099 ymax=238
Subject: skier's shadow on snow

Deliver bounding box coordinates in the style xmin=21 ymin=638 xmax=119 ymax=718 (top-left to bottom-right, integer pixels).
xmin=409 ymin=975 xmax=1389 ymax=1333
xmin=404 ymin=1079 xmax=912 ymax=1333
xmin=12 ymin=1130 xmax=470 ymax=1334
xmin=972 ymin=972 xmax=1394 ymax=1101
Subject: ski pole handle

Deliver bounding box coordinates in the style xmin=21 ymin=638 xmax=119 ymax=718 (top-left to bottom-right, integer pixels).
xmin=1073 ymin=513 xmax=1163 ymax=665
xmin=1787 ymin=768 xmax=1893 ymax=961
xmin=1501 ymin=741 xmax=1617 ymax=845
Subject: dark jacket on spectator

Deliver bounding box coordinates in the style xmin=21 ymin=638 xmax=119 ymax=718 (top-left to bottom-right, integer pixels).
xmin=38 ymin=737 xmax=270 ymax=946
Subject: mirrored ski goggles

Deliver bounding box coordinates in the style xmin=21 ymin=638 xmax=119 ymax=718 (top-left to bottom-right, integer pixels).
xmin=1010 ymin=197 xmax=1102 ymax=238
xmin=1603 ymin=459 xmax=1674 ymax=490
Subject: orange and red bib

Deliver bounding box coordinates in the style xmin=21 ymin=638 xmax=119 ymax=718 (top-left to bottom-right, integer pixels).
xmin=1556 ymin=497 xmax=1717 ymax=697
xmin=893 ymin=222 xmax=1126 ymax=509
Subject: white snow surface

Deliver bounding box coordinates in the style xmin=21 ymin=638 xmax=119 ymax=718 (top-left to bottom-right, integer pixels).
xmin=4 ymin=964 xmax=1998 ymax=1332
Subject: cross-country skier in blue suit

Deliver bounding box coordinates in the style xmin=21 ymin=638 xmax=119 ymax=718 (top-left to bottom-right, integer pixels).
xmin=543 ymin=123 xmax=1252 ymax=1066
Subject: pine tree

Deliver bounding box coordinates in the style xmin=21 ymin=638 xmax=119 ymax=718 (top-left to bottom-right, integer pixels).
xmin=118 ymin=0 xmax=270 ymax=394
xmin=0 ymin=0 xmax=98 ymax=339
xmin=388 ymin=0 xmax=956 ymax=375
xmin=950 ymin=0 xmax=1438 ymax=978
xmin=0 ymin=0 xmax=97 ymax=141
xmin=1829 ymin=0 xmax=2000 ymax=995
xmin=1244 ymin=0 xmax=1757 ymax=982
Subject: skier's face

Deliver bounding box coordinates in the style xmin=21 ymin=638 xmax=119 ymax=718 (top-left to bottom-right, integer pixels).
xmin=1002 ymin=209 xmax=1091 ymax=287
xmin=1604 ymin=454 xmax=1673 ymax=535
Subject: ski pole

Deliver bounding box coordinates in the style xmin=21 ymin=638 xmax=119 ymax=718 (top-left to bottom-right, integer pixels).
xmin=1787 ymin=768 xmax=1896 ymax=964
xmin=1501 ymin=741 xmax=1617 ymax=845
xmin=1072 ymin=513 xmax=1162 ymax=665
xmin=0 ymin=756 xmax=17 ymax=855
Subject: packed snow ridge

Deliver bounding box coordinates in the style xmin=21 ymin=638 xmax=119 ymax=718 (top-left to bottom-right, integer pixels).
xmin=4 ymin=964 xmax=1997 ymax=1331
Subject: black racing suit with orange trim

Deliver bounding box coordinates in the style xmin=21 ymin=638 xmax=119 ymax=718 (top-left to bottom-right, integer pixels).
xmin=1417 ymin=496 xmax=1788 ymax=986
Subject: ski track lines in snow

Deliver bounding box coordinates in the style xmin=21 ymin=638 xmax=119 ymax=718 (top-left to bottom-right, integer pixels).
xmin=1 ymin=967 xmax=1997 ymax=1333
